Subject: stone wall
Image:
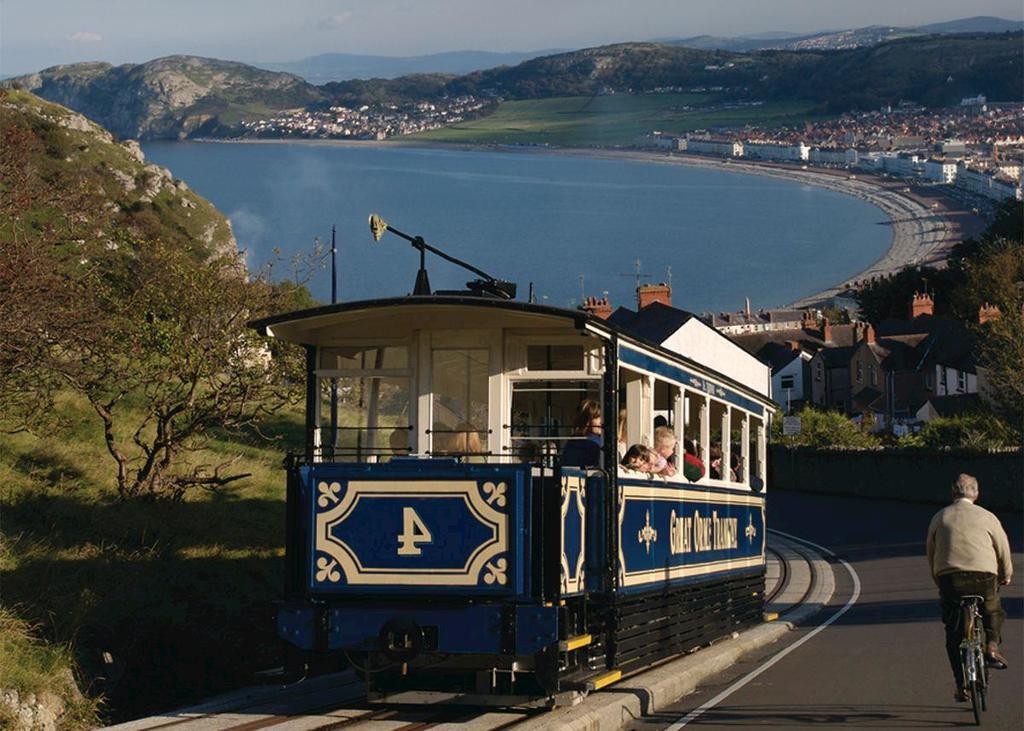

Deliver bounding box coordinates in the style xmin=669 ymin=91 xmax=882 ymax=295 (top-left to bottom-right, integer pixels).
xmin=769 ymin=446 xmax=1023 ymax=513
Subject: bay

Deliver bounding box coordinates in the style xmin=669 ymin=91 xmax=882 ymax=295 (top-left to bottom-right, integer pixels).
xmin=142 ymin=142 xmax=891 ymax=314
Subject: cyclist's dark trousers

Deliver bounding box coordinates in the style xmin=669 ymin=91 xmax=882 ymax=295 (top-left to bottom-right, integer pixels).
xmin=938 ymin=571 xmax=1004 ymax=686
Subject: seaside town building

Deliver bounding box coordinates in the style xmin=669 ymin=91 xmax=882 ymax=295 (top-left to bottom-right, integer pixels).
xmin=644 ymin=100 xmax=1024 ymax=203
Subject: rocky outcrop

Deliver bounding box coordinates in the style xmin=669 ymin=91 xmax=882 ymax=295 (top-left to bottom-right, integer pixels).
xmin=2 ymin=88 xmax=238 ymax=258
xmin=8 ymin=56 xmax=323 ymax=140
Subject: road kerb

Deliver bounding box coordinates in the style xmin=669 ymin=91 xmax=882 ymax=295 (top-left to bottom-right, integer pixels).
xmin=517 ymin=539 xmax=836 ymax=730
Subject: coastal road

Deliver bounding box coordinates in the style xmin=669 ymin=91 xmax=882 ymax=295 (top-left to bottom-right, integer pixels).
xmin=625 ymin=490 xmax=1024 ymax=729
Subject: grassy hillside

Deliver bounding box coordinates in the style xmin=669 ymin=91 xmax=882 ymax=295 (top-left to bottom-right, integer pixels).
xmin=0 ymin=88 xmax=309 ymax=725
xmin=0 ymin=391 xmax=305 ymax=724
xmin=409 ymin=94 xmax=819 ymax=146
xmin=0 ymin=88 xmax=236 ymax=258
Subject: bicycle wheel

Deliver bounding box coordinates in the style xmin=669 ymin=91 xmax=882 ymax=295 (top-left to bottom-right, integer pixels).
xmin=970 ymin=672 xmax=982 ymax=725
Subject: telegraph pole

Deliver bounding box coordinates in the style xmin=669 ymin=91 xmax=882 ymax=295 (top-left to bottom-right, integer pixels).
xmin=330 ymin=224 xmax=339 ymax=455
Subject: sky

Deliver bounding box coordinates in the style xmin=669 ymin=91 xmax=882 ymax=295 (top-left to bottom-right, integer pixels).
xmin=2 ymin=0 xmax=1022 ymax=76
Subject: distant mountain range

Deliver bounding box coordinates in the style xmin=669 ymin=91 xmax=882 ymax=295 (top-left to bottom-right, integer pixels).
xmin=253 ymin=49 xmax=566 ymax=83
xmin=657 ymin=15 xmax=1024 ymax=52
xmin=8 ymin=30 xmax=1022 ymax=141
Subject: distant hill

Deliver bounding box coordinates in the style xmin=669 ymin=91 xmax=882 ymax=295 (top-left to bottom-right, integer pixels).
xmin=0 ymin=88 xmax=237 ymax=256
xmin=254 ymin=49 xmax=566 ymax=83
xmin=659 ymin=16 xmax=1024 ymax=51
xmin=9 ymin=32 xmax=1022 ymax=140
xmin=917 ymin=16 xmax=1024 ymax=34
xmin=7 ymin=56 xmax=323 ymax=140
xmin=329 ymin=32 xmax=1023 ymax=112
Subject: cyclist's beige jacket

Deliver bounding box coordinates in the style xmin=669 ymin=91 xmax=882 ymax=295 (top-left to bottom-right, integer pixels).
xmin=927 ymin=498 xmax=1013 ymax=583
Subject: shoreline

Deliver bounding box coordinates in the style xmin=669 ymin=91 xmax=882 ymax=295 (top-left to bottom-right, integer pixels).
xmin=185 ymin=137 xmax=986 ymax=309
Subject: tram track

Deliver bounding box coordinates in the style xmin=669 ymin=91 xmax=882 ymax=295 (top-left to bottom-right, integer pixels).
xmin=108 ymin=543 xmax=819 ymax=731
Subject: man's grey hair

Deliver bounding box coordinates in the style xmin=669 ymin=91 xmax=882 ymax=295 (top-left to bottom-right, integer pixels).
xmin=952 ymin=473 xmax=979 ymax=500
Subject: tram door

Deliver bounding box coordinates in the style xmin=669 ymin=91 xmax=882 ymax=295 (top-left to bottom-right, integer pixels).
xmin=421 ymin=330 xmax=501 ymax=460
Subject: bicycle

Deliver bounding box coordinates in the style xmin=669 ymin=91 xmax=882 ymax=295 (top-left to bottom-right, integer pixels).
xmin=959 ymin=595 xmax=989 ymax=725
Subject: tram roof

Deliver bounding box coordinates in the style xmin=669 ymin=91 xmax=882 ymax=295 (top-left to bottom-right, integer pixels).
xmin=249 ymin=295 xmax=592 ymax=343
xmin=250 ymin=295 xmax=774 ymax=409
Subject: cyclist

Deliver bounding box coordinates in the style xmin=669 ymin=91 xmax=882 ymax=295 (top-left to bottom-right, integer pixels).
xmin=926 ymin=473 xmax=1013 ymax=702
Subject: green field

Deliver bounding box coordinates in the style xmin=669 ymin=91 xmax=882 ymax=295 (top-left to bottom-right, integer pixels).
xmin=409 ymin=94 xmax=821 ymax=147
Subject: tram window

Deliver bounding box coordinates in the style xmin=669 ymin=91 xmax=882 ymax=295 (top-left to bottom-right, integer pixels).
xmin=432 ymin=349 xmax=489 ymax=457
xmin=708 ymin=400 xmax=729 ymax=480
xmin=730 ymin=408 xmax=747 ymax=485
xmin=319 ymin=376 xmax=410 ymax=461
xmin=509 ymin=380 xmax=600 ymax=464
xmin=749 ymin=416 xmax=765 ymax=490
xmin=527 ymin=345 xmax=585 ymax=371
xmin=320 ymin=345 xmax=408 ymax=371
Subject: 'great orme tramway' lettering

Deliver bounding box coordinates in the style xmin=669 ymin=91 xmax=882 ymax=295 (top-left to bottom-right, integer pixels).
xmin=669 ymin=509 xmax=739 ymax=555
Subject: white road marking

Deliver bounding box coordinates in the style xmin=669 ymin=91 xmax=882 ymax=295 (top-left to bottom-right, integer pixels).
xmin=666 ymin=529 xmax=862 ymax=729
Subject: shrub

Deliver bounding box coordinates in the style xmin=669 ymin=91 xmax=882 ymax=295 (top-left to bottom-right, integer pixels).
xmin=771 ymin=407 xmax=879 ymax=449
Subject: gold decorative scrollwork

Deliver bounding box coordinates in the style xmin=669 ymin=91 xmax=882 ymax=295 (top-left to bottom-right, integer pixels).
xmin=482 ymin=481 xmax=507 ymax=508
xmin=638 ymin=510 xmax=658 ymax=554
xmin=483 ymin=557 xmax=508 ymax=585
xmin=316 ymin=556 xmax=341 ymax=582
xmin=317 ymin=481 xmax=341 ymax=508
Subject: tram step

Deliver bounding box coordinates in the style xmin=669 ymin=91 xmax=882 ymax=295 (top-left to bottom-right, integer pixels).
xmin=560 ymin=668 xmax=622 ymax=692
xmin=559 ymin=634 xmax=593 ymax=652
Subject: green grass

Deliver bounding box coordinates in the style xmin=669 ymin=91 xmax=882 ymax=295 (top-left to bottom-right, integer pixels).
xmin=408 ymin=94 xmax=821 ymax=147
xmin=0 ymin=391 xmax=305 ymax=725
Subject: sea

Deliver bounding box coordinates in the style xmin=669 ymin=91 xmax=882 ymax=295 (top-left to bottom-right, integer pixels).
xmin=142 ymin=142 xmax=892 ymax=314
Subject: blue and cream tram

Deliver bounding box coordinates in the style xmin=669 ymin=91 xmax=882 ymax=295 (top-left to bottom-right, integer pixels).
xmin=251 ymin=219 xmax=775 ymax=703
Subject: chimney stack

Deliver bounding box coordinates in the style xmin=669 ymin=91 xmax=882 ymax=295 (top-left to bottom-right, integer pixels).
xmin=638 ymin=283 xmax=671 ymax=310
xmin=910 ymin=291 xmax=934 ymax=319
xmin=801 ymin=310 xmax=816 ymax=331
xmin=821 ymin=317 xmax=833 ymax=344
xmin=582 ymin=295 xmax=613 ymax=320
xmin=978 ymin=302 xmax=1001 ymax=324
xmin=856 ymin=322 xmax=876 ymax=344
xmin=745 ymin=297 xmax=751 ymax=318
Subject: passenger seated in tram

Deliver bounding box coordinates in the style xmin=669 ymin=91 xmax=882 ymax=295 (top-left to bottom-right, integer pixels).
xmin=709 ymin=443 xmax=724 ymax=480
xmin=653 ymin=426 xmax=677 ymax=468
xmin=561 ymin=399 xmax=603 ymax=468
xmin=434 ymin=422 xmax=486 ymax=463
xmin=621 ymin=444 xmax=676 ymax=478
xmin=387 ymin=428 xmax=410 ymax=461
xmin=682 ymin=439 xmax=706 ymax=482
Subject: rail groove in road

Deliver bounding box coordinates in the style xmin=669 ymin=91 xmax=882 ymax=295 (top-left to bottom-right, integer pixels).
xmin=106 ymin=535 xmax=829 ymax=731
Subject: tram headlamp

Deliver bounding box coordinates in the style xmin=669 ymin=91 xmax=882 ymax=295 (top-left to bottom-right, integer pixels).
xmin=369 ymin=213 xmax=388 ymax=242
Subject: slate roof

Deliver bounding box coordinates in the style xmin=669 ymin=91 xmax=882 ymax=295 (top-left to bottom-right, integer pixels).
xmin=607 ymin=302 xmax=697 ymax=344
xmin=755 ymin=342 xmax=803 ymax=374
xmin=730 ymin=323 xmax=860 ymax=356
xmin=815 ymin=346 xmax=856 ymax=368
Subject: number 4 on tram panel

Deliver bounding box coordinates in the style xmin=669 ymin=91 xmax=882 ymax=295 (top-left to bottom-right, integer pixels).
xmin=398 ymin=507 xmax=432 ymax=556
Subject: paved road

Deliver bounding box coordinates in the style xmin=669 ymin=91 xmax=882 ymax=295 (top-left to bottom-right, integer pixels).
xmin=627 ymin=490 xmax=1023 ymax=729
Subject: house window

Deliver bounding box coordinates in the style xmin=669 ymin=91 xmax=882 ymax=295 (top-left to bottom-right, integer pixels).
xmin=815 ymin=363 xmax=822 ymax=382
xmin=869 ymin=365 xmax=877 ymax=386
xmin=855 ymin=360 xmax=863 ymax=383
xmin=780 ymin=375 xmax=795 ymax=390
xmin=957 ymin=372 xmax=967 ymax=392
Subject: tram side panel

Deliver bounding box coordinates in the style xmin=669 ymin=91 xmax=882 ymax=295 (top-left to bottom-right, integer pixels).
xmin=610 ymin=479 xmax=766 ymax=671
